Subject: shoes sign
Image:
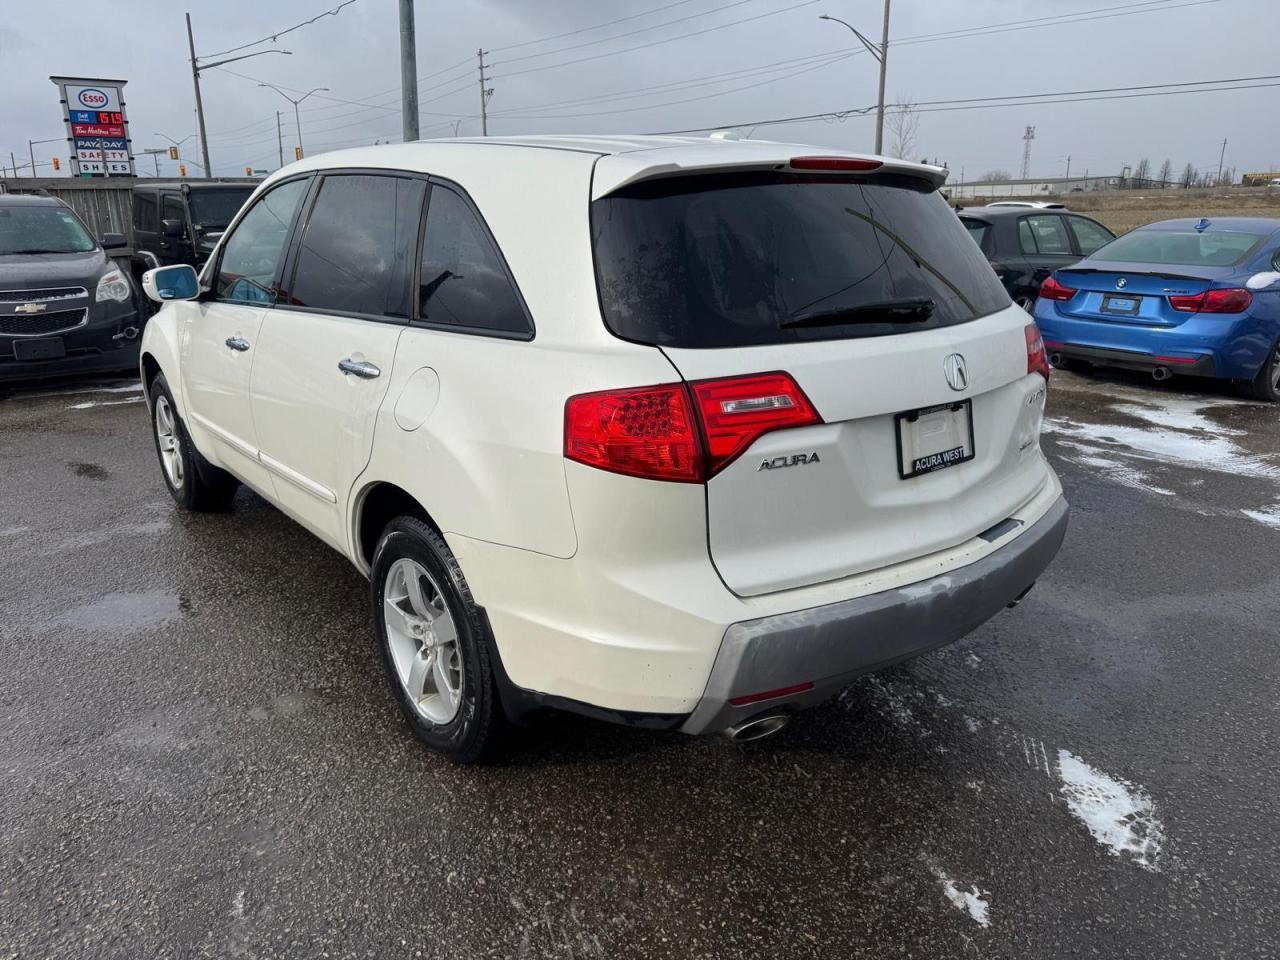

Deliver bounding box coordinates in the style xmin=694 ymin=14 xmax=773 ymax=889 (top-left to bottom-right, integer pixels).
xmin=50 ymin=76 xmax=136 ymax=177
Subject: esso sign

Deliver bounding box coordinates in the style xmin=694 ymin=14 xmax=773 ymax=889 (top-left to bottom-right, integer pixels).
xmin=77 ymin=88 xmax=109 ymax=108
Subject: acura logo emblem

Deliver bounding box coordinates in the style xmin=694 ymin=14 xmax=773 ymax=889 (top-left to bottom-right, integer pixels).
xmin=943 ymin=353 xmax=968 ymax=392
xmin=1115 ymin=277 xmax=1128 ymax=289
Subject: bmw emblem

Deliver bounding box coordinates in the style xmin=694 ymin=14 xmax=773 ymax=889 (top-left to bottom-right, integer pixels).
xmin=1116 ymin=277 xmax=1128 ymax=289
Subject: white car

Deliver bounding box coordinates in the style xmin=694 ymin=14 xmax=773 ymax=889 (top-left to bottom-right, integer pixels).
xmin=984 ymin=201 xmax=1067 ymax=209
xmin=139 ymin=136 xmax=1068 ymax=763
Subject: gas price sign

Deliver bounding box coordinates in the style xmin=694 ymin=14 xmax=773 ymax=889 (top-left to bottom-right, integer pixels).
xmin=51 ymin=76 xmax=135 ymax=177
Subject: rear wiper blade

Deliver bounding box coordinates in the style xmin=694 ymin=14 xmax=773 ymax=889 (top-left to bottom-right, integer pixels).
xmin=779 ymin=297 xmax=935 ymax=329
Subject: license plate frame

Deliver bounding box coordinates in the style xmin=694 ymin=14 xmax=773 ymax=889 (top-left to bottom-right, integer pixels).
xmin=895 ymin=399 xmax=975 ymax=480
xmin=13 ymin=337 xmax=66 ymax=361
xmin=1100 ymin=293 xmax=1141 ymax=316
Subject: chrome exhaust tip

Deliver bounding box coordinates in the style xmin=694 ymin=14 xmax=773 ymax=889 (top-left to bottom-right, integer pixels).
xmin=1151 ymin=366 xmax=1172 ymax=381
xmin=724 ymin=712 xmax=790 ymax=742
xmin=1048 ymin=352 xmax=1063 ymax=368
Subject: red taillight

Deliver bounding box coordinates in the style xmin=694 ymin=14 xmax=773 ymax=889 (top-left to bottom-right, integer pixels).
xmin=564 ymin=383 xmax=703 ymax=483
xmin=728 ymin=681 xmax=814 ymax=707
xmin=1039 ymin=275 xmax=1077 ymax=302
xmin=1168 ymin=288 xmax=1252 ymax=314
xmin=789 ymin=156 xmax=883 ymax=172
xmin=1025 ymin=322 xmax=1050 ymax=381
xmin=564 ymin=372 xmax=821 ymax=483
xmin=690 ymin=372 xmax=821 ymax=476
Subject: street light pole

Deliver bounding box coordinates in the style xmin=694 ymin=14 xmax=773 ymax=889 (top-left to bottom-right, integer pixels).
xmin=184 ymin=12 xmax=292 ymax=179
xmin=259 ymin=84 xmax=329 ymax=159
xmin=819 ymin=1 xmax=892 ymax=155
xmin=277 ymin=112 xmax=284 ymax=168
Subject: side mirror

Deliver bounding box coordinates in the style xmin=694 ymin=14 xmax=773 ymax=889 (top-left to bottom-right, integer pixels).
xmin=101 ymin=232 xmax=127 ymax=249
xmin=161 ymin=218 xmax=186 ymax=239
xmin=143 ymin=264 xmax=200 ymax=304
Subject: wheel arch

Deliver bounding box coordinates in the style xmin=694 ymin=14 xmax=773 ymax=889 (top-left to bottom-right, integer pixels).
xmin=351 ymin=480 xmax=440 ymax=576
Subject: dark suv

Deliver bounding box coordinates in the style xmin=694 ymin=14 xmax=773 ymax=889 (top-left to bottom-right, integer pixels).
xmin=0 ymin=194 xmax=140 ymax=383
xmin=131 ymin=182 xmax=253 ymax=273
xmin=958 ymin=205 xmax=1115 ymax=310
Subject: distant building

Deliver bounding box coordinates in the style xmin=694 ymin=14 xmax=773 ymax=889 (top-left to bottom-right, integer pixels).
xmin=943 ymin=175 xmax=1122 ymax=201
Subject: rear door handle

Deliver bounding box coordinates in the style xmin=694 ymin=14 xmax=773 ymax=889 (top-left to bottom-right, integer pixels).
xmin=338 ymin=358 xmax=381 ymax=379
xmin=225 ymin=337 xmax=250 ymax=352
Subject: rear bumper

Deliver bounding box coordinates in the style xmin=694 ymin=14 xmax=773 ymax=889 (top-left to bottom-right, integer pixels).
xmin=1034 ymin=303 xmax=1272 ymax=380
xmin=680 ymin=494 xmax=1069 ymax=735
xmin=1047 ymin=342 xmax=1218 ymax=378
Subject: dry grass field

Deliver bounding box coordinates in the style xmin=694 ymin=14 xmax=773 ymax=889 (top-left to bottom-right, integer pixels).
xmin=961 ymin=186 xmax=1280 ymax=233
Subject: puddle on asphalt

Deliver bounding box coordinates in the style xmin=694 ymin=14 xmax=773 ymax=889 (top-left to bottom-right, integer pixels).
xmin=51 ymin=590 xmax=190 ymax=632
xmin=70 ymin=461 xmax=110 ymax=481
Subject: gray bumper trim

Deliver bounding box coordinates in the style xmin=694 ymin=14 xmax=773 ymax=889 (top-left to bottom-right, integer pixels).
xmin=681 ymin=495 xmax=1069 ymax=735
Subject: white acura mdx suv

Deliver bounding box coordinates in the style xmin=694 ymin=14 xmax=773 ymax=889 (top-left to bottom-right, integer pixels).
xmin=139 ymin=136 xmax=1068 ymax=763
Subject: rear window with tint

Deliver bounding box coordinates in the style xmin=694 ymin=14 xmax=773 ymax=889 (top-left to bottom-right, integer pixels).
xmin=1092 ymin=228 xmax=1265 ymax=267
xmin=592 ymin=172 xmax=1010 ymax=348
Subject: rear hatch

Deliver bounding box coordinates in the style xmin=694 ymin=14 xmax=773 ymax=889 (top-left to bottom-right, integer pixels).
xmin=591 ymin=164 xmax=1050 ymax=596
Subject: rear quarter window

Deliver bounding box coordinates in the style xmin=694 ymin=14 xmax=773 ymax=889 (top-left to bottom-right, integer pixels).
xmin=591 ymin=172 xmax=1010 ymax=348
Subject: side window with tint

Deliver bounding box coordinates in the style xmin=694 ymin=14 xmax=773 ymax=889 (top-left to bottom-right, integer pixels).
xmin=1068 ymin=216 xmax=1114 ymax=256
xmin=289 ymin=174 xmax=424 ymax=318
xmin=214 ymin=178 xmax=308 ymax=305
xmin=162 ymin=196 xmax=186 ymax=236
xmin=1023 ymin=215 xmax=1072 ymax=255
xmin=419 ymin=185 xmax=531 ymax=336
xmin=1018 ymin=219 xmax=1038 ymax=255
xmin=134 ymin=193 xmax=158 ymax=233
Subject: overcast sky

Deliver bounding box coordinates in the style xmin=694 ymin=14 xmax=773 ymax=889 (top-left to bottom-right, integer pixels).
xmin=2 ymin=0 xmax=1276 ymax=180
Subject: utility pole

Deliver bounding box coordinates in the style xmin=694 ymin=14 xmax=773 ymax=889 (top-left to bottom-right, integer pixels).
xmin=818 ymin=2 xmax=890 ymax=155
xmin=1064 ymin=155 xmax=1071 ymax=192
xmin=477 ymin=48 xmax=492 ymax=136
xmin=399 ymin=0 xmax=419 ymax=141
xmin=186 ymin=14 xmax=213 ymax=179
xmin=1020 ymin=125 xmax=1035 ymax=180
xmin=1216 ymin=137 xmax=1227 ymax=186
xmin=875 ymin=0 xmax=890 ymax=155
xmin=276 ymin=112 xmax=284 ymax=167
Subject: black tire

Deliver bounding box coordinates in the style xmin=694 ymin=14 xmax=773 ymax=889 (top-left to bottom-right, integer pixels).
xmin=1238 ymin=340 xmax=1280 ymax=402
xmin=148 ymin=373 xmax=239 ymax=511
xmin=370 ymin=516 xmax=505 ymax=764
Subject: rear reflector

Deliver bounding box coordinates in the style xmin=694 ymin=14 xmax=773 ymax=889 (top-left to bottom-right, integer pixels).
xmin=691 ymin=372 xmax=821 ymax=476
xmin=1168 ymin=288 xmax=1253 ymax=313
xmin=1039 ymin=275 xmax=1076 ymax=301
xmin=789 ymin=156 xmax=883 ymax=172
xmin=728 ymin=681 xmax=814 ymax=707
xmin=1025 ymin=322 xmax=1051 ymax=381
xmin=565 ymin=372 xmax=821 ymax=483
xmin=1154 ymin=354 xmax=1200 ymax=365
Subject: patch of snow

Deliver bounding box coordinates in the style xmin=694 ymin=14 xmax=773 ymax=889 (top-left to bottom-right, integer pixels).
xmin=964 ymin=716 xmax=982 ymax=733
xmin=231 ymin=890 xmax=245 ymax=918
xmin=1055 ymin=440 xmax=1175 ymax=496
xmin=1242 ymin=503 xmax=1280 ymax=529
xmin=931 ymin=867 xmax=991 ymax=927
xmin=67 ymin=396 xmax=145 ymax=410
xmin=1245 ymin=270 xmax=1280 ymax=291
xmin=0 ymin=526 xmax=29 ymax=537
xmin=965 ymin=653 xmax=981 ymax=669
xmin=1045 ymin=416 xmax=1280 ymax=482
xmin=25 ymin=381 xmax=142 ymax=399
xmin=1057 ymin=750 xmax=1164 ymax=871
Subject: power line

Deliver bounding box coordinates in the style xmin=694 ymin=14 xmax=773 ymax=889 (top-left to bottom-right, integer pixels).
xmin=199 ymin=0 xmax=364 ymax=59
xmin=490 ymin=0 xmax=822 ymax=80
xmin=490 ymin=0 xmax=702 ymax=52
xmin=493 ymin=0 xmax=761 ymax=67
xmin=649 ymin=74 xmax=1279 ymax=133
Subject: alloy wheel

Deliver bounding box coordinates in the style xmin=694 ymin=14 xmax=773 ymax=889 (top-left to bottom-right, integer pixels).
xmin=383 ymin=557 xmax=464 ymax=724
xmin=154 ymin=395 xmax=184 ymax=489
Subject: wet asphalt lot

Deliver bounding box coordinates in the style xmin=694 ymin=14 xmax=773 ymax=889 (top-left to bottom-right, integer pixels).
xmin=1 ymin=368 xmax=1278 ymax=960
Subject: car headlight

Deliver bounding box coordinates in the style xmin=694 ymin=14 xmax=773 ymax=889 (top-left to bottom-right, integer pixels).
xmin=96 ymin=268 xmax=132 ymax=303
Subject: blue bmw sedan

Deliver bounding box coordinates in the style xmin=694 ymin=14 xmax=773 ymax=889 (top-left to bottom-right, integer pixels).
xmin=1033 ymin=217 xmax=1280 ymax=400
